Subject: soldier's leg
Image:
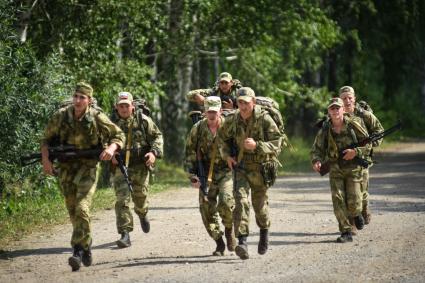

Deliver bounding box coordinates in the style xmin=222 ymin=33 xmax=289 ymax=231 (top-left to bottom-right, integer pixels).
xmin=132 ymin=167 xmax=150 ymax=232
xmin=346 ymin=173 xmax=364 ymax=230
xmin=329 ymin=177 xmax=351 ymax=233
xmin=216 ymin=171 xmax=235 ymax=251
xmin=361 ymin=169 xmax=371 ymax=224
xmin=233 ymin=169 xmax=250 ymax=259
xmin=112 ymin=171 xmax=134 ymax=234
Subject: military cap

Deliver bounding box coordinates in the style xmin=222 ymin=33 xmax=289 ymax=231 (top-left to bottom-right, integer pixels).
xmin=237 ymin=87 xmax=255 ymax=102
xmin=327 ymin=97 xmax=344 ymax=108
xmin=116 ymin=91 xmax=133 ymax=105
xmin=339 ymin=86 xmax=355 ymax=96
xmin=75 ymin=81 xmax=94 ymax=97
xmin=205 ymin=96 xmax=222 ymax=112
xmin=219 ymin=72 xmax=232 ymax=82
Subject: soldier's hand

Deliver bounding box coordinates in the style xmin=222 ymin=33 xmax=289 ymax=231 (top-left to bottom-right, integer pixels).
xmin=244 ymin=138 xmax=257 ymax=151
xmin=100 ymin=143 xmax=119 ymax=161
xmin=222 ymin=99 xmax=233 ymax=109
xmin=190 ymin=176 xmax=201 ymax=188
xmin=194 ymin=94 xmax=205 ymax=105
xmin=111 ymin=155 xmax=118 ymax=165
xmin=145 ymin=152 xmax=156 ymax=167
xmin=226 ymin=157 xmax=237 ymax=170
xmin=312 ymin=161 xmax=321 ymax=173
xmin=42 ymin=159 xmax=55 ymax=176
xmin=342 ymin=149 xmax=356 ymax=160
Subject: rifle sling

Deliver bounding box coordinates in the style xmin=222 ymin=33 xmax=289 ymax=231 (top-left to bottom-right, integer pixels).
xmin=207 ymin=137 xmax=218 ymax=184
xmin=125 ymin=118 xmax=134 ymax=167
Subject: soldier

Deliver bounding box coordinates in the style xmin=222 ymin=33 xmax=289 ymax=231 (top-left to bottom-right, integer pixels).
xmin=111 ymin=92 xmax=163 ymax=248
xmin=185 ymin=96 xmax=236 ymax=256
xmin=311 ymin=97 xmax=372 ymax=243
xmin=186 ymin=72 xmax=242 ymax=110
xmin=339 ymin=86 xmax=383 ymax=230
xmin=41 ymin=82 xmax=125 ymax=271
xmin=219 ymin=87 xmax=283 ymax=260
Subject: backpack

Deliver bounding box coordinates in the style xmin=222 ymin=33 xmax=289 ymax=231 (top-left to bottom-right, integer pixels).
xmin=255 ymin=96 xmax=290 ymax=151
xmin=110 ymin=97 xmax=151 ymax=122
xmin=357 ymin=100 xmax=373 ymax=115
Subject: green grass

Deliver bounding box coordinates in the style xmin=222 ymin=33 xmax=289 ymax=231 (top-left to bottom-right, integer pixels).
xmin=279 ymin=137 xmax=313 ymax=174
xmin=0 ymin=161 xmax=187 ymax=250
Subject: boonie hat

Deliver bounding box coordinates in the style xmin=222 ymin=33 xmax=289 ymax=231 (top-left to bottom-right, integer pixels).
xmin=219 ymin=72 xmax=232 ymax=82
xmin=205 ymin=96 xmax=222 ymax=112
xmin=117 ymin=92 xmax=133 ymax=105
xmin=237 ymin=87 xmax=255 ymax=102
xmin=339 ymin=86 xmax=355 ymax=96
xmin=327 ymin=97 xmax=344 ymax=108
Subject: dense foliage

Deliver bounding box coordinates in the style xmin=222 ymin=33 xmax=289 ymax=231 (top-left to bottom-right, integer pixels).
xmin=1 ymin=0 xmax=424 ymax=206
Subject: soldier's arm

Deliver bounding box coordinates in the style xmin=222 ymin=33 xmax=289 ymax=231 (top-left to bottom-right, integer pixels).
xmin=310 ymin=129 xmax=326 ymax=165
xmin=363 ymin=110 xmax=384 ymax=147
xmin=144 ymin=116 xmax=164 ymax=158
xmin=186 ymin=89 xmax=213 ymax=103
xmin=184 ymin=124 xmax=199 ymax=173
xmin=255 ymin=114 xmax=282 ymax=156
xmin=95 ymin=112 xmax=125 ymax=149
xmin=40 ymin=111 xmax=63 ymax=175
xmin=217 ymin=118 xmax=233 ymax=161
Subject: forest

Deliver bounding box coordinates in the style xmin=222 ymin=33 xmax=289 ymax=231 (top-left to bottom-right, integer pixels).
xmin=1 ymin=0 xmax=424 ymax=203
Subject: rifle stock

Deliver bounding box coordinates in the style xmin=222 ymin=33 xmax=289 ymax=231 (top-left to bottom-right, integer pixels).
xmin=318 ymin=120 xmax=402 ymax=176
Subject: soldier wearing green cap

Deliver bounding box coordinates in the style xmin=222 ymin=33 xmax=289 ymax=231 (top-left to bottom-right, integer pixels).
xmin=41 ymin=82 xmax=125 ymax=271
xmin=111 ymin=91 xmax=163 ymax=248
xmin=218 ymin=87 xmax=284 ymax=260
xmin=311 ymin=97 xmax=372 ymax=243
xmin=185 ymin=96 xmax=236 ymax=255
xmin=339 ymin=86 xmax=384 ymax=229
xmin=186 ymin=72 xmax=242 ymax=110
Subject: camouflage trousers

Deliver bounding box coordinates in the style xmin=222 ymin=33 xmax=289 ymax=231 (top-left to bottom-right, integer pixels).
xmin=361 ymin=169 xmax=369 ymax=209
xmin=58 ymin=161 xmax=98 ymax=250
xmin=233 ymin=162 xmax=271 ymax=237
xmin=112 ymin=163 xmax=150 ymax=234
xmin=329 ymin=166 xmax=363 ymax=233
xmin=199 ymin=169 xmax=234 ymax=241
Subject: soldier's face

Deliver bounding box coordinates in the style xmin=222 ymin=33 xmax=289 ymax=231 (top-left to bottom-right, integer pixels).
xmin=206 ymin=110 xmax=220 ymax=121
xmin=237 ymin=98 xmax=255 ymax=119
xmin=73 ymin=92 xmax=91 ymax=113
xmin=340 ymin=93 xmax=356 ymax=113
xmin=328 ymin=105 xmax=344 ymax=120
xmin=219 ymin=80 xmax=233 ymax=94
xmin=116 ymin=103 xmax=135 ymax=119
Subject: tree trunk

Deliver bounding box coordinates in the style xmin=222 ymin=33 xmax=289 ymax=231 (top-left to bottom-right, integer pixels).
xmin=327 ymin=50 xmax=337 ymax=93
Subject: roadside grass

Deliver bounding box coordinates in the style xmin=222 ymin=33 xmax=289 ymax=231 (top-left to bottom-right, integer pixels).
xmin=0 ymin=160 xmax=187 ymax=250
xmin=279 ymin=137 xmax=313 ymax=174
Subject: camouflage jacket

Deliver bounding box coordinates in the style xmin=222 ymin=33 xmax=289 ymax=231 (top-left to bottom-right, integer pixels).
xmin=185 ymin=116 xmax=228 ymax=173
xmin=310 ymin=115 xmax=372 ymax=171
xmin=218 ymin=105 xmax=283 ymax=164
xmin=352 ymin=106 xmax=384 ymax=147
xmin=114 ymin=110 xmax=163 ymax=165
xmin=186 ymin=80 xmax=242 ymax=105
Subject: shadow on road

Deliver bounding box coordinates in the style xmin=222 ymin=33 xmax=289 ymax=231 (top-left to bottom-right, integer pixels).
xmin=0 ymin=247 xmax=70 ymax=260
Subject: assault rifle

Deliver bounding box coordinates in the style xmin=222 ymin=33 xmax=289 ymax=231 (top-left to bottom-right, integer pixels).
xmin=188 ymin=111 xmax=208 ymax=198
xmin=319 ymin=120 xmax=402 ymax=176
xmin=20 ymin=145 xmax=135 ymax=193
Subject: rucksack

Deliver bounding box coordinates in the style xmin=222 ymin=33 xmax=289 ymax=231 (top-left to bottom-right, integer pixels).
xmin=357 ymin=100 xmax=373 ymax=114
xmin=255 ymin=96 xmax=290 ymax=151
xmin=110 ymin=97 xmax=151 ymax=123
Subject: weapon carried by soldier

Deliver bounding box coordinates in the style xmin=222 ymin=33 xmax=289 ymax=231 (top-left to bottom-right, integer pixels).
xmin=20 ymin=145 xmax=140 ymax=193
xmin=319 ymin=120 xmax=402 ymax=176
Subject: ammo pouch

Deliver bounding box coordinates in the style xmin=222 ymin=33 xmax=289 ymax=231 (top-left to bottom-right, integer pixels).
xmin=260 ymin=160 xmax=279 ymax=188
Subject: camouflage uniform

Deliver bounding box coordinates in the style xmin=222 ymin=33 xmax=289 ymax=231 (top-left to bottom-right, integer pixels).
xmin=351 ymin=104 xmax=384 ymax=214
xmin=42 ymin=105 xmax=125 ymax=250
xmin=311 ymin=114 xmax=371 ymax=233
xmin=185 ymin=116 xmax=234 ymax=241
xmin=112 ymin=110 xmax=163 ymax=234
xmin=219 ymin=105 xmax=283 ymax=237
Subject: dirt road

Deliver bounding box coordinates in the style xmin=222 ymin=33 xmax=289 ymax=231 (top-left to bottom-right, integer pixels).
xmin=1 ymin=142 xmax=424 ymax=282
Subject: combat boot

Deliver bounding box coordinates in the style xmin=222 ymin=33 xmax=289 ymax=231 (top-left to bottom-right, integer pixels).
xmin=258 ymin=229 xmax=269 ymax=255
xmin=336 ymin=232 xmax=353 ymax=243
xmin=68 ymin=245 xmax=82 ymax=271
xmin=362 ymin=205 xmax=371 ymax=225
xmin=235 ymin=236 xmax=249 ymax=260
xmin=349 ymin=217 xmax=358 ymax=236
xmin=140 ymin=216 xmax=150 ymax=233
xmin=81 ymin=241 xmax=92 ymax=267
xmin=212 ymin=237 xmax=226 ymax=256
xmin=224 ymin=227 xmax=236 ymax=252
xmin=354 ymin=215 xmax=365 ymax=230
xmin=116 ymin=231 xmax=131 ymax=248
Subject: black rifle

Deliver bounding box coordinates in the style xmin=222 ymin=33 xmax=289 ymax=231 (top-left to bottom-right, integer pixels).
xmin=319 ymin=120 xmax=402 ymax=176
xmin=21 ymin=145 xmax=134 ymax=193
xmin=188 ymin=111 xmax=208 ymax=197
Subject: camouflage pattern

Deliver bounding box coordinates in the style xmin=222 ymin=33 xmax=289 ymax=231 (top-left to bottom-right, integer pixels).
xmin=311 ymin=115 xmax=372 ymax=233
xmin=42 ymin=105 xmax=125 ymax=249
xmin=219 ymin=105 xmax=283 ymax=237
xmin=185 ymin=117 xmax=234 ymax=240
xmin=186 ymin=87 xmax=239 ymax=104
xmin=352 ymin=104 xmax=384 ymax=209
xmin=112 ymin=110 xmax=163 ymax=233
xmin=75 ymin=81 xmax=94 ymax=97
